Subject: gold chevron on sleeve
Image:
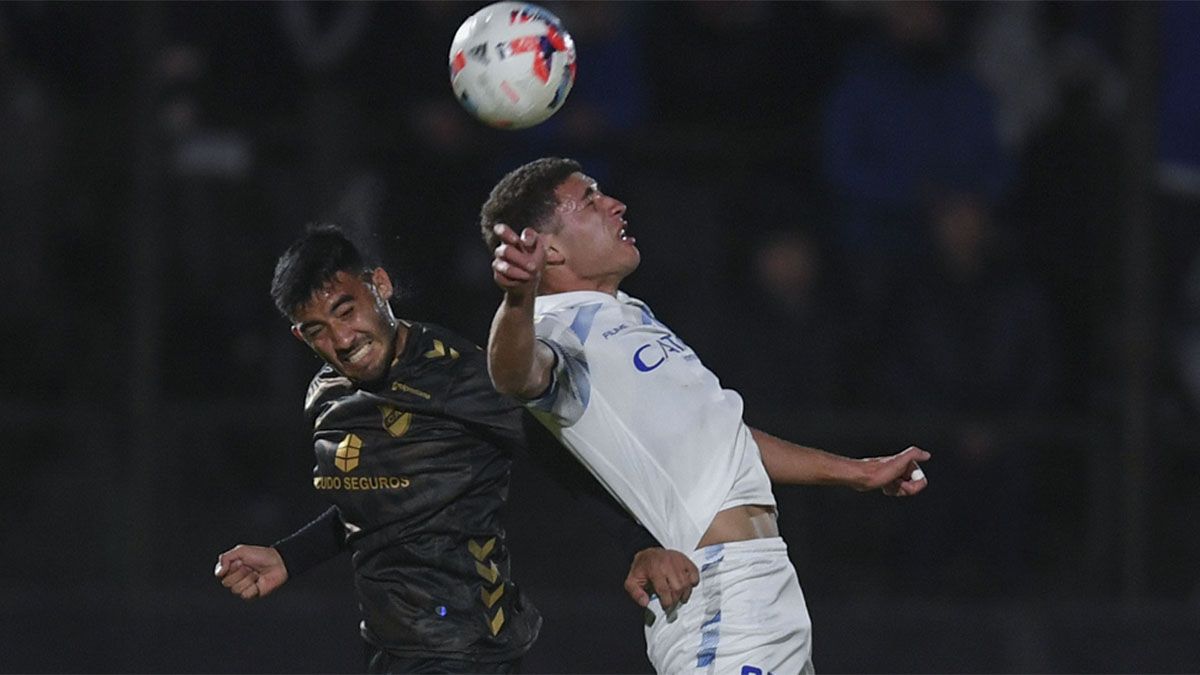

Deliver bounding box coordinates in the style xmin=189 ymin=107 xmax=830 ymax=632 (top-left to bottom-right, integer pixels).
xmin=469 ymin=537 xmax=496 ymax=561
xmin=481 ymin=584 xmax=504 ymax=608
xmin=423 ymin=339 xmax=460 ymax=360
xmin=488 ymin=607 xmax=506 ymax=635
xmin=475 ymin=560 xmax=500 ymax=584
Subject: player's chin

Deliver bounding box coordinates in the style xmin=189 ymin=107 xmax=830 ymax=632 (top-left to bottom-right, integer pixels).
xmin=341 ymin=360 xmax=388 ymax=385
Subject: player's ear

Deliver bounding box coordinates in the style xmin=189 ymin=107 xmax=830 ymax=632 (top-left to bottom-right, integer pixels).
xmin=369 ymin=267 xmax=394 ymax=300
xmin=544 ymin=243 xmax=565 ymax=266
xmin=290 ymin=325 xmax=306 ymax=343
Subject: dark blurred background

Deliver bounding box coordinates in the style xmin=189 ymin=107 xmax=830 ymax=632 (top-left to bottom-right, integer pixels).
xmin=2 ymin=0 xmax=1199 ymax=672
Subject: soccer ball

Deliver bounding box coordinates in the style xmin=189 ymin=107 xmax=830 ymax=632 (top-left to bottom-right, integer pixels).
xmin=448 ymin=2 xmax=576 ymax=130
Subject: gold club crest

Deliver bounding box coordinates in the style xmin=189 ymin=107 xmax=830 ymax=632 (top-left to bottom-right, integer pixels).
xmin=380 ymin=405 xmax=412 ymax=438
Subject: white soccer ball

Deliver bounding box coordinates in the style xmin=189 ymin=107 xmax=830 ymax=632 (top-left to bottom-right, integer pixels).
xmin=449 ymin=2 xmax=576 ymax=130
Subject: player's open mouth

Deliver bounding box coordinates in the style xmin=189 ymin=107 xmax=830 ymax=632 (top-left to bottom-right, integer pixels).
xmin=619 ymin=227 xmax=635 ymax=244
xmin=343 ymin=342 xmax=373 ymax=365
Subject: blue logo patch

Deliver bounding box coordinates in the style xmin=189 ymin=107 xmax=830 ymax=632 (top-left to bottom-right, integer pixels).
xmin=632 ymin=334 xmax=691 ymax=372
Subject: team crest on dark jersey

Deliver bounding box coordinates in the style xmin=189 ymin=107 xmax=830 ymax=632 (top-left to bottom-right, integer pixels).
xmin=379 ymin=405 xmax=413 ymax=438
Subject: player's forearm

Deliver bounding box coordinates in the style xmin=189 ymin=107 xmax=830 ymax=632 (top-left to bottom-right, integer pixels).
xmin=272 ymin=505 xmax=348 ymax=576
xmin=751 ymin=427 xmax=870 ymax=489
xmin=488 ymin=292 xmax=551 ymax=398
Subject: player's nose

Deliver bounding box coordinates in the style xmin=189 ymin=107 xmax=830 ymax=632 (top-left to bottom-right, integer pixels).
xmin=331 ymin=322 xmax=357 ymax=350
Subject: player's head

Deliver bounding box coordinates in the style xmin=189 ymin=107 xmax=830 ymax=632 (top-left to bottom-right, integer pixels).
xmin=271 ymin=224 xmax=400 ymax=384
xmin=481 ymin=157 xmax=638 ymax=293
xmin=480 ymin=157 xmax=581 ymax=249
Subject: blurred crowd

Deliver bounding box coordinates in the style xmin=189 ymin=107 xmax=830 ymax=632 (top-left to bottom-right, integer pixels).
xmin=2 ymin=0 xmax=1198 ymax=604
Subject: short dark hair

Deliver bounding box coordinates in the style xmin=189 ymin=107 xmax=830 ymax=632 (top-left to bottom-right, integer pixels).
xmin=270 ymin=224 xmax=376 ymax=319
xmin=479 ymin=157 xmax=581 ymax=250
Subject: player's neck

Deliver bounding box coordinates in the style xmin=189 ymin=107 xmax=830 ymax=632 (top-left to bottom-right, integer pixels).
xmin=540 ymin=272 xmax=622 ymax=297
xmin=389 ymin=322 xmax=411 ymax=365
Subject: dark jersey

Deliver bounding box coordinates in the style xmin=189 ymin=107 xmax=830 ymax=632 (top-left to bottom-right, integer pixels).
xmin=303 ymin=321 xmax=540 ymax=661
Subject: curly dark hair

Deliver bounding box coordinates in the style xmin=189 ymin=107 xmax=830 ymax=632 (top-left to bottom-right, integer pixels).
xmin=479 ymin=157 xmax=581 ymax=250
xmin=269 ymin=223 xmax=377 ymax=320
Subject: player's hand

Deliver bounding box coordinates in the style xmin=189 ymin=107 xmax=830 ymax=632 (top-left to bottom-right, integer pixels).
xmin=857 ymin=446 xmax=931 ymax=496
xmin=215 ymin=544 xmax=289 ymax=601
xmin=624 ymin=547 xmax=699 ymax=611
xmin=491 ymin=224 xmax=545 ymax=296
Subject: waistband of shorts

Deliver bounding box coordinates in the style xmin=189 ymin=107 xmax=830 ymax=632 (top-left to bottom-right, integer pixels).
xmin=690 ymin=535 xmax=788 ymax=564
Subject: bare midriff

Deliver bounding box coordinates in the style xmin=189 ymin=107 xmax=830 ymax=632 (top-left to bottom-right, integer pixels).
xmin=696 ymin=504 xmax=779 ymax=549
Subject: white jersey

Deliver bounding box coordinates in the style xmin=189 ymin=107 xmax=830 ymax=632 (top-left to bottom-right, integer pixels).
xmin=527 ymin=290 xmax=775 ymax=552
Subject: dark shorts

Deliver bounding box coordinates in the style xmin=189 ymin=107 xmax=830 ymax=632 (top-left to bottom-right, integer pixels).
xmin=364 ymin=643 xmax=522 ymax=674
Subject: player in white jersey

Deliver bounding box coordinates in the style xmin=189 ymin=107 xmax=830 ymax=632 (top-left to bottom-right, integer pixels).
xmin=482 ymin=158 xmax=930 ymax=673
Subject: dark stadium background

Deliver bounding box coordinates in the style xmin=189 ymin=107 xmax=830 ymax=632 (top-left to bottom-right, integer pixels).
xmin=2 ymin=1 xmax=1199 ymax=673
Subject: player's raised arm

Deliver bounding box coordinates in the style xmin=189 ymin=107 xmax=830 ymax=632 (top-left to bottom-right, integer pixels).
xmin=488 ymin=224 xmax=556 ymax=399
xmin=750 ymin=427 xmax=931 ymax=497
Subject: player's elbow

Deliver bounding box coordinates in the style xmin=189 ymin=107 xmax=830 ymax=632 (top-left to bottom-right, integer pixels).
xmin=487 ymin=363 xmax=527 ymax=398
xmin=490 ymin=362 xmax=550 ymax=401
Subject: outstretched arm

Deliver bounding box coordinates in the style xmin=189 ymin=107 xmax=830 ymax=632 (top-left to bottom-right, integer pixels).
xmin=751 ymin=427 xmax=930 ymax=496
xmin=488 ymin=224 xmax=555 ymax=399
xmin=214 ymin=506 xmax=348 ymax=601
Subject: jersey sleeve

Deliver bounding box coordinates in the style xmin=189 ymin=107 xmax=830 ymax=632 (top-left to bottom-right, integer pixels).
xmin=525 ymin=313 xmax=591 ymax=427
xmin=272 ymin=505 xmax=349 ymax=576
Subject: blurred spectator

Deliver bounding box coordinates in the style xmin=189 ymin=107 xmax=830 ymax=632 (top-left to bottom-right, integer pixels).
xmin=0 ymin=9 xmax=69 ymax=397
xmin=970 ymin=2 xmax=1057 ymax=152
xmin=822 ymin=0 xmax=1010 ymax=317
xmin=715 ymin=228 xmax=848 ymax=415
xmin=643 ymin=1 xmax=779 ymax=131
xmin=1011 ymin=29 xmax=1125 ymax=411
xmin=153 ymin=35 xmax=272 ymax=399
xmin=879 ymin=189 xmax=1059 ymax=596
xmin=1159 ymin=0 xmax=1200 ymax=341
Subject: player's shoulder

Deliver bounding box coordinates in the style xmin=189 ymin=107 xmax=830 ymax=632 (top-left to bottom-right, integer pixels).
xmin=535 ymin=291 xmax=652 ymax=346
xmin=304 ymin=364 xmax=354 ymax=418
xmin=403 ymin=321 xmax=484 ymax=361
xmin=394 ymin=321 xmax=491 ymax=397
xmin=401 ymin=321 xmax=516 ymax=414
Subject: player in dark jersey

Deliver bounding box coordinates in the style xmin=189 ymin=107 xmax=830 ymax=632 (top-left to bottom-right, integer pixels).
xmin=214 ymin=225 xmax=698 ymax=673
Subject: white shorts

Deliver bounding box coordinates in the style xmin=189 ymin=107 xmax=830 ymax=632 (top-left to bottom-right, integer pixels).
xmin=643 ymin=537 xmax=815 ymax=674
